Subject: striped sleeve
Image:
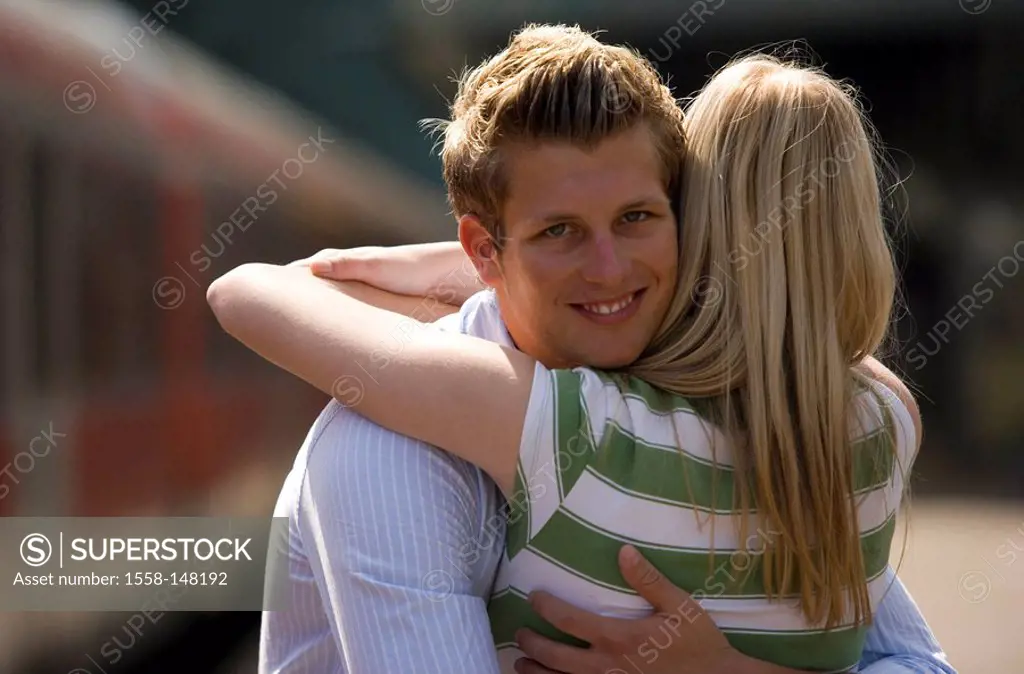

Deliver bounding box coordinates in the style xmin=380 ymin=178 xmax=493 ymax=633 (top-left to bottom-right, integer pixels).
xmin=856 ymin=377 xmax=920 ymax=524
xmin=870 ymin=378 xmax=920 ymax=489
xmin=508 ymin=365 xmax=615 ymax=555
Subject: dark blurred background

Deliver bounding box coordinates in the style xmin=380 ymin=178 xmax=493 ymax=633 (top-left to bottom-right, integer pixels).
xmin=1 ymin=0 xmax=1021 ymax=671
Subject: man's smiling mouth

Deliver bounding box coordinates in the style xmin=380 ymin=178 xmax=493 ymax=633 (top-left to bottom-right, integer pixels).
xmin=571 ymin=289 xmax=646 ymax=323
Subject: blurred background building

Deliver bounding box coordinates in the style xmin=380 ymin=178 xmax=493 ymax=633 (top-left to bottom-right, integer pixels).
xmin=0 ymin=0 xmax=1021 ymax=671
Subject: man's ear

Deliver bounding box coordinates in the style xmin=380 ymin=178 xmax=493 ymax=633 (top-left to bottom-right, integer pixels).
xmin=458 ymin=214 xmax=502 ymax=287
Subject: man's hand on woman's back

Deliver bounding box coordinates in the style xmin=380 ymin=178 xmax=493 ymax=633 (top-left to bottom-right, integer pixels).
xmin=515 ymin=546 xmax=810 ymax=674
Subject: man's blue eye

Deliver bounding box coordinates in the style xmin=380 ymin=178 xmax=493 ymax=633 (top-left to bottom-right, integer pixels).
xmin=623 ymin=211 xmax=651 ymax=223
xmin=544 ymin=223 xmax=570 ymax=237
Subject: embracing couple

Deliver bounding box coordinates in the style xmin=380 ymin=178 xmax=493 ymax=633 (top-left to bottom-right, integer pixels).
xmin=208 ymin=23 xmax=955 ymax=674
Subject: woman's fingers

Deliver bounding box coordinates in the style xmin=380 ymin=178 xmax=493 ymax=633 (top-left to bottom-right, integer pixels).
xmin=287 ymin=248 xmax=342 ymax=269
xmin=288 ymin=247 xmax=383 ymax=283
xmin=310 ymin=250 xmax=376 ymax=280
xmin=308 ymin=255 xmax=346 ymax=276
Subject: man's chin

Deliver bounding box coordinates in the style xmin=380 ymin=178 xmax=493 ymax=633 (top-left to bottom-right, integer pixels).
xmin=571 ymin=348 xmax=644 ymax=371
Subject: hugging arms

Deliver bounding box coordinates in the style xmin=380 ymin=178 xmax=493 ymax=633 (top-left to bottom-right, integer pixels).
xmin=226 ymin=24 xmax=955 ymax=674
xmin=212 ymin=245 xmax=952 ymax=674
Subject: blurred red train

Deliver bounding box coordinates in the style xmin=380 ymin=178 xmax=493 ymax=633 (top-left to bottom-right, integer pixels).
xmin=0 ymin=1 xmax=450 ymax=667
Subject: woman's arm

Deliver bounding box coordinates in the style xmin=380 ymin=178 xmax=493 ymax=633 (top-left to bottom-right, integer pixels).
xmin=207 ymin=263 xmax=531 ymax=494
xmin=295 ymin=242 xmax=486 ymax=307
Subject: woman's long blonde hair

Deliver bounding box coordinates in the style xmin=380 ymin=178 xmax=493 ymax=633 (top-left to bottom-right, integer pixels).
xmin=625 ymin=54 xmax=898 ymax=629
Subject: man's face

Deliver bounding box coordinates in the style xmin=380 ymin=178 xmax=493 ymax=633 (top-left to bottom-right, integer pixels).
xmin=485 ymin=125 xmax=679 ymax=370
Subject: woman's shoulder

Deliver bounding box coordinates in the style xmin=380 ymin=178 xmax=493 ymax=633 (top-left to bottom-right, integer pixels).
xmin=849 ymin=357 xmax=922 ymax=490
xmin=559 ymin=367 xmax=702 ymax=417
xmin=535 ymin=366 xmax=727 ymax=472
xmin=543 ymin=366 xmax=719 ymax=449
xmin=853 ymin=356 xmax=922 ymax=448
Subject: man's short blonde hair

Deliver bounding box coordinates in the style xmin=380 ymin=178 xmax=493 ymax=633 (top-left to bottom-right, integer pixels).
xmin=432 ymin=24 xmax=686 ymax=239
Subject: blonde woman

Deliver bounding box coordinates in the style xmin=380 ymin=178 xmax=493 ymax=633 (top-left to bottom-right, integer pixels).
xmin=212 ymin=43 xmax=924 ymax=674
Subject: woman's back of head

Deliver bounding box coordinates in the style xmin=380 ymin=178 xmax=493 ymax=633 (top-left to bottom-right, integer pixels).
xmin=683 ymin=54 xmax=894 ymax=366
xmin=624 ymin=54 xmax=901 ymax=629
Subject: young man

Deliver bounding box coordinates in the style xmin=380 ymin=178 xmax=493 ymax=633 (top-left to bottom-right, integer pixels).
xmin=211 ymin=24 xmax=955 ymax=674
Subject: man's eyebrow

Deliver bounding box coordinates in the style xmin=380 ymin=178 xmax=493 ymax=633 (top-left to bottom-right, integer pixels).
xmin=619 ymin=195 xmax=672 ymax=210
xmin=532 ymin=195 xmax=675 ymax=222
xmin=535 ymin=211 xmax=582 ymax=224
xmin=533 ymin=196 xmax=673 ymax=224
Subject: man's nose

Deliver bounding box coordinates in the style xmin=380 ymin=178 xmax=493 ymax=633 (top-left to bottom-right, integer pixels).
xmin=580 ymin=233 xmax=629 ymax=286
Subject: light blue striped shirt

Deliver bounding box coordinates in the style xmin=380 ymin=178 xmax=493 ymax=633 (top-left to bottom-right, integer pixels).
xmin=258 ymin=291 xmax=956 ymax=674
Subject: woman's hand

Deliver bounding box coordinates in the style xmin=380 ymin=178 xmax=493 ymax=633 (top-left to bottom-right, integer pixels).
xmin=290 ymin=242 xmax=486 ymax=307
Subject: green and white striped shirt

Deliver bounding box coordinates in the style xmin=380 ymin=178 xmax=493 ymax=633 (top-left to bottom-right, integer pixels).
xmin=489 ymin=363 xmax=917 ymax=673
